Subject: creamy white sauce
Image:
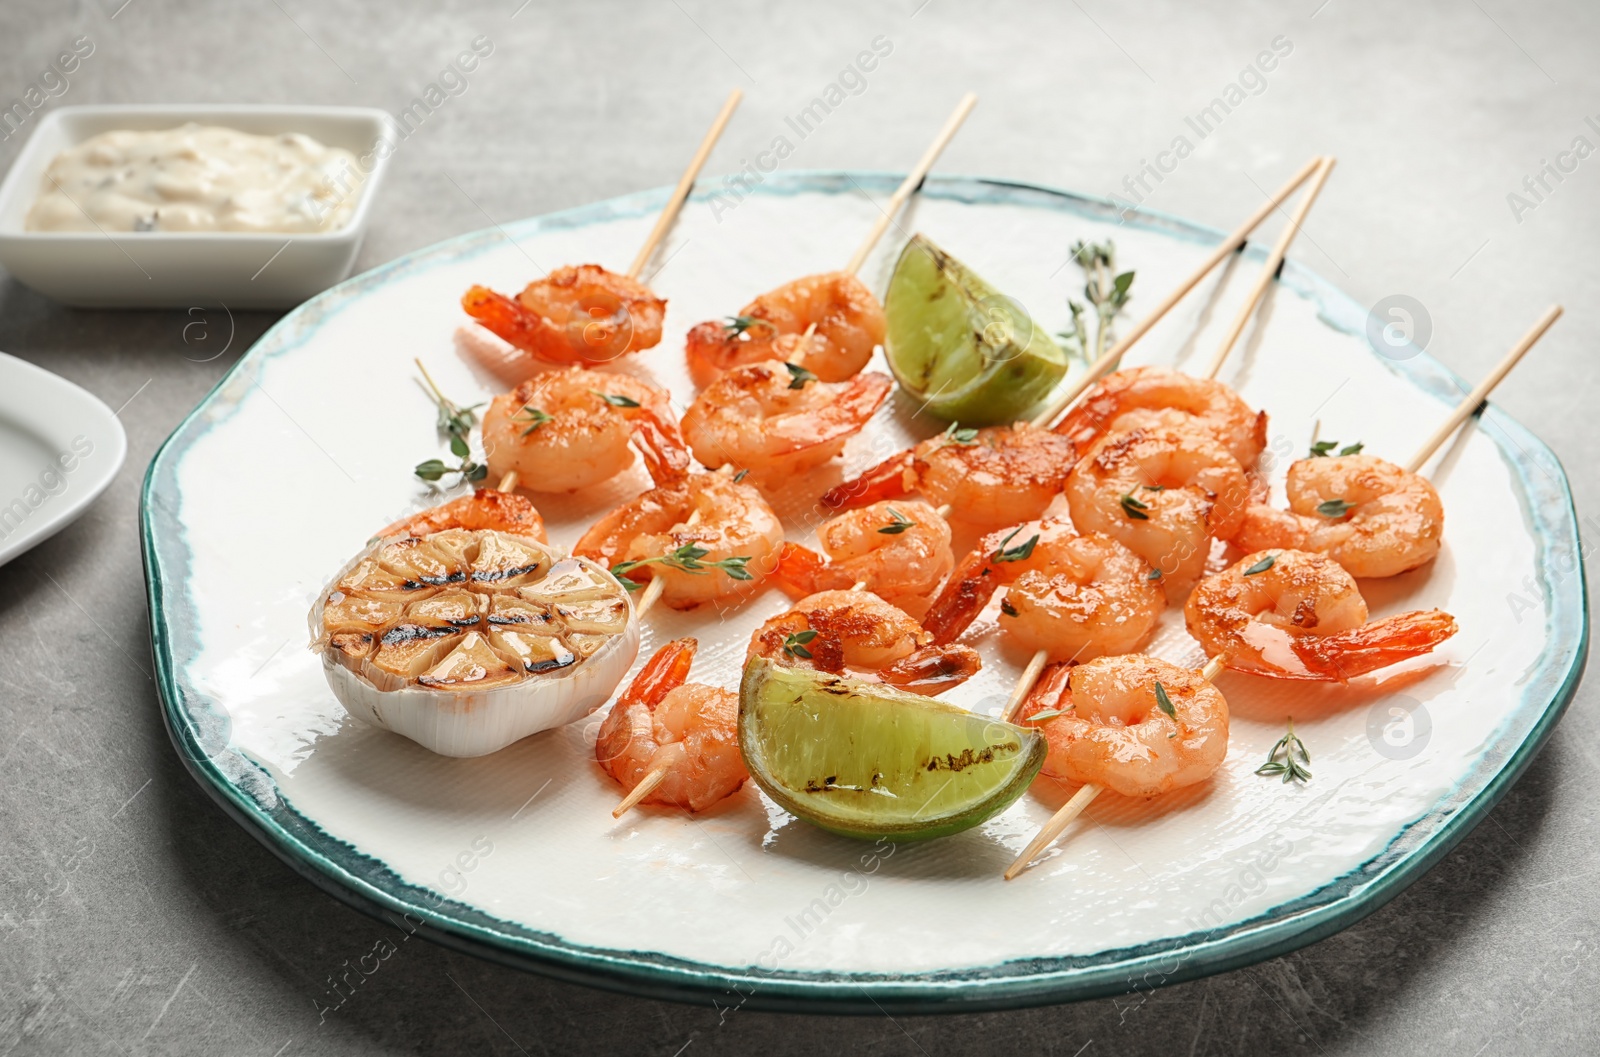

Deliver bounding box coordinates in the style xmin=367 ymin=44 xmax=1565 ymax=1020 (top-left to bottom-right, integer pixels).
xmin=26 ymin=123 xmax=365 ymax=234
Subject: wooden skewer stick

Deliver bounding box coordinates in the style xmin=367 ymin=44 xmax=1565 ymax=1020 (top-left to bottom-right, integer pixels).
xmin=1403 ymin=305 xmax=1563 ymax=475
xmin=632 ymin=507 xmax=705 ymax=618
xmin=1201 ymin=156 xmax=1338 ymax=381
xmin=1002 ymin=655 xmax=1225 ymax=880
xmin=626 ymin=88 xmax=744 ymax=280
xmin=612 ymin=766 xmax=669 ymax=819
xmin=1027 ymin=156 xmax=1325 ymax=429
xmin=496 ymin=471 xmax=518 ymax=493
xmin=844 ymin=93 xmax=978 ymax=277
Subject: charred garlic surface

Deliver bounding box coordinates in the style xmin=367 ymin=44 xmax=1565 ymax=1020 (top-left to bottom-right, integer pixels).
xmin=312 ymin=529 xmax=638 ymax=757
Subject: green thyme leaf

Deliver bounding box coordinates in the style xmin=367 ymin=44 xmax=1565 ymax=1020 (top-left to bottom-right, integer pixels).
xmin=591 ymin=391 xmax=641 ymax=408
xmin=414 ymin=459 xmax=447 ymax=482
xmin=1308 ymin=439 xmax=1338 ymax=458
xmin=1153 ymin=680 xmax=1177 ymax=721
xmin=877 ymin=507 xmax=914 ymax=535
xmin=723 ymin=315 xmax=776 ymax=338
xmin=1147 ymin=567 xmax=1162 ymax=581
xmin=1243 ymin=554 xmax=1276 ymax=576
xmin=732 ymin=468 xmax=750 ymax=483
xmin=784 ymin=362 xmax=818 ymax=389
xmin=1120 ymin=492 xmax=1150 ymax=520
xmin=992 ymin=527 xmax=1040 ymax=564
xmin=783 ymin=629 xmax=819 ymax=660
xmin=943 ymin=421 xmax=980 ymax=446
xmin=1339 ymin=441 xmax=1364 ymax=456
xmin=1316 ymin=498 xmax=1355 ymax=518
xmin=516 ymin=405 xmax=554 ymax=436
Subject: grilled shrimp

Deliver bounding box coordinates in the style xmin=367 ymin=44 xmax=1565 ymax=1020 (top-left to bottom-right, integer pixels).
xmin=680 ymin=360 xmax=892 ymax=485
xmin=462 ymin=264 xmax=666 ymax=366
xmin=480 ymin=367 xmax=689 ymax=493
xmin=1184 ymin=549 xmax=1458 ymax=680
xmin=573 ymin=471 xmax=784 ymax=610
xmin=1232 ymin=455 xmax=1444 ymax=579
xmin=1019 ymin=654 xmax=1229 ymax=798
xmin=377 ymin=488 xmax=547 ymax=543
xmin=1064 ymin=425 xmax=1249 ymax=597
xmin=747 ymin=590 xmax=981 ymax=696
xmin=1053 ymin=366 xmax=1268 ymax=468
xmin=684 ymin=271 xmax=886 ymax=383
xmin=821 ymin=423 xmax=1079 ymax=531
xmin=922 ymin=516 xmax=1164 ymax=662
xmin=771 ymin=500 xmax=953 ymax=619
xmin=595 ymin=638 xmax=747 ymax=812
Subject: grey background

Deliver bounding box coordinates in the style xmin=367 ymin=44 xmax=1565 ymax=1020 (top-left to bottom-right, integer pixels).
xmin=2 ymin=0 xmax=1596 ymax=1053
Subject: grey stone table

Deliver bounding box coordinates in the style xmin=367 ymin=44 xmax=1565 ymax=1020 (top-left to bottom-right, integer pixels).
xmin=2 ymin=1 xmax=1596 ymax=1053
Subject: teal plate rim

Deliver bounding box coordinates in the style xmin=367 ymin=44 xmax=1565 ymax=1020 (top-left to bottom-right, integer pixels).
xmin=140 ymin=171 xmax=1589 ymax=1015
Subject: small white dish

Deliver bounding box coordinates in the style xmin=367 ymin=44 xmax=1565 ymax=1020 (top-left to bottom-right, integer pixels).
xmin=0 ymin=351 xmax=127 ymax=566
xmin=0 ymin=105 xmax=393 ymax=309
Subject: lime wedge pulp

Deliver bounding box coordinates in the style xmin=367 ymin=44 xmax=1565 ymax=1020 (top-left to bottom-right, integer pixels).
xmin=738 ymin=656 xmax=1046 ymax=841
xmin=884 ymin=234 xmax=1069 ymax=426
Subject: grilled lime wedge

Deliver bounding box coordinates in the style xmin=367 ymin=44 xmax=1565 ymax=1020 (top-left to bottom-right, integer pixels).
xmin=884 ymin=234 xmax=1068 ymax=426
xmin=738 ymin=656 xmax=1046 ymax=841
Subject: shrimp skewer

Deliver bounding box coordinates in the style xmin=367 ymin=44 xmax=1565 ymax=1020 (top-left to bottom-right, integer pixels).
xmin=1233 ymin=304 xmax=1564 ymax=578
xmin=574 ymin=469 xmax=783 ymax=615
xmin=922 ymin=515 xmax=1165 ymax=662
xmin=747 ymin=590 xmax=982 ymax=696
xmin=600 ymin=638 xmax=748 ymax=818
xmin=461 ymin=90 xmax=742 ymax=370
xmin=1001 ymin=652 xmax=1227 ymax=880
xmin=773 ymin=499 xmax=955 ymax=619
xmin=681 ymin=92 xmax=974 ymax=392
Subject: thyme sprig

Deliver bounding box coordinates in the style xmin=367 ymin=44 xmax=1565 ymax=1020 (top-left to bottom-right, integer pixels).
xmin=782 ymin=629 xmax=818 ymax=660
xmin=414 ymin=359 xmax=487 ymax=484
xmin=992 ymin=527 xmax=1040 ymax=564
xmin=516 ymin=405 xmax=554 ymax=435
xmin=1120 ymin=492 xmax=1151 ymax=520
xmin=1056 ymin=240 xmax=1135 ymax=363
xmin=878 ymin=507 xmax=915 ymax=535
xmin=1316 ymin=498 xmax=1355 ymax=519
xmin=1255 ymin=718 xmax=1312 ymax=784
xmin=1308 ymin=439 xmax=1364 ymax=458
xmin=784 ymin=362 xmax=818 ymax=389
xmin=723 ymin=315 xmax=777 ymax=338
xmin=610 ymin=543 xmax=754 ymax=591
xmin=942 ymin=421 xmax=980 ymax=446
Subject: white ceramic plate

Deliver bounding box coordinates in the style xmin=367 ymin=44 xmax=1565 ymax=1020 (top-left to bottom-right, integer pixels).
xmin=141 ymin=173 xmax=1587 ymax=1012
xmin=0 ymin=352 xmax=126 ymax=566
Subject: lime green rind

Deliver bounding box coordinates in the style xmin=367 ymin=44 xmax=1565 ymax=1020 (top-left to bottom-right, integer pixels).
xmin=737 ymin=656 xmax=1046 ymax=842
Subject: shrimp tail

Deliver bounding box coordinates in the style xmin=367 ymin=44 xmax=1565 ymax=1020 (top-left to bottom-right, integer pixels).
xmin=462 ymin=285 xmax=566 ymax=364
xmin=920 ymin=522 xmax=1028 ymax=643
xmin=620 ymin=638 xmax=698 ymax=708
xmin=1019 ymin=662 xmax=1075 ymax=720
xmin=1290 ymin=609 xmax=1459 ymax=681
xmin=878 ymin=644 xmax=982 ymax=695
xmin=810 ymin=372 xmax=893 ymax=446
xmin=821 ymin=449 xmax=915 ymax=510
xmin=632 ymin=413 xmax=692 ymax=485
xmin=772 ymin=542 xmax=827 ymax=598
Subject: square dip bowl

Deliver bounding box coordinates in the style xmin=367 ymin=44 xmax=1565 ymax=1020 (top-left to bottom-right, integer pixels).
xmin=0 ymin=105 xmax=393 ymax=309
